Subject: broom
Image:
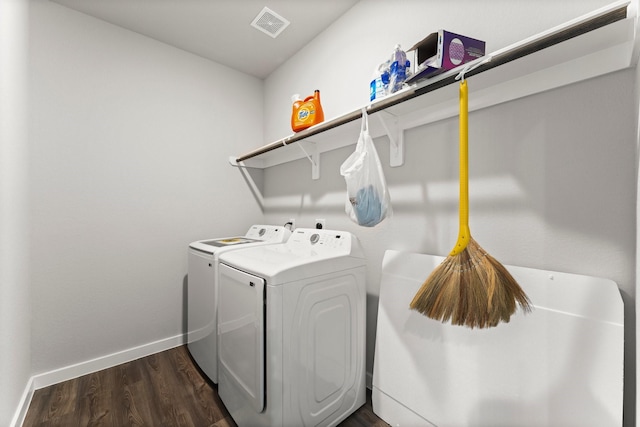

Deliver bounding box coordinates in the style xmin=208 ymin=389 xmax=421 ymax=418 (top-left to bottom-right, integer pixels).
xmin=410 ymin=79 xmax=532 ymax=328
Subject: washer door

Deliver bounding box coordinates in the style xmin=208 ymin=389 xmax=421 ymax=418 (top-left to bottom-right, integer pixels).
xmin=218 ymin=263 xmax=266 ymax=413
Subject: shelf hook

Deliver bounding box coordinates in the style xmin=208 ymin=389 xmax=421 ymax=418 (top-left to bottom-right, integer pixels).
xmin=455 ymin=55 xmax=493 ymax=81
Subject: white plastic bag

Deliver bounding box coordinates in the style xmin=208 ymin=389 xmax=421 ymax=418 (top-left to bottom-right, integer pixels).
xmin=339 ymin=109 xmax=392 ymax=227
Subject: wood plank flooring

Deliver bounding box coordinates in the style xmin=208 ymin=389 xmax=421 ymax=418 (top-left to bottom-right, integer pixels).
xmin=23 ymin=345 xmax=390 ymax=427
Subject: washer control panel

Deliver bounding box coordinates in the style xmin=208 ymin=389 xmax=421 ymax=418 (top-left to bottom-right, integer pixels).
xmin=245 ymin=224 xmax=289 ymax=241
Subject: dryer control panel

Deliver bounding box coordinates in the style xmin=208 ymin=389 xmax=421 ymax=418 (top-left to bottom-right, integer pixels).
xmin=286 ymin=228 xmax=355 ymax=255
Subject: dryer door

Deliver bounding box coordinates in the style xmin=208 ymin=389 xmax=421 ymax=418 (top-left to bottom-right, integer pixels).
xmin=186 ymin=248 xmax=217 ymax=382
xmin=218 ymin=263 xmax=266 ymax=413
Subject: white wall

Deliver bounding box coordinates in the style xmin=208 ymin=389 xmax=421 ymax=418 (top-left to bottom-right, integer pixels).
xmin=0 ymin=0 xmax=31 ymax=424
xmin=263 ymin=0 xmax=636 ymax=424
xmin=28 ymin=0 xmax=263 ymax=377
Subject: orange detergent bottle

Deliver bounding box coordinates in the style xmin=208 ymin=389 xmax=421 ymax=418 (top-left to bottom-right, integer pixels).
xmin=291 ymin=90 xmax=324 ymax=132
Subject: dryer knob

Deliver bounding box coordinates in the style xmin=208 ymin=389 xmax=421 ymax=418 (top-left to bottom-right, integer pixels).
xmin=310 ymin=233 xmax=320 ymax=244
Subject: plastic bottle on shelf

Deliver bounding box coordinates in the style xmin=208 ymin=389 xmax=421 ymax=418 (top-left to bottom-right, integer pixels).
xmin=291 ymin=90 xmax=324 ymax=132
xmin=370 ymin=61 xmax=390 ymax=102
xmin=389 ymin=44 xmax=408 ymax=94
xmin=404 ymin=59 xmax=412 ymax=82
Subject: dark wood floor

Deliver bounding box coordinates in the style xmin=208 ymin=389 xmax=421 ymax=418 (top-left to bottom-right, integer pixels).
xmin=23 ymin=345 xmax=389 ymax=427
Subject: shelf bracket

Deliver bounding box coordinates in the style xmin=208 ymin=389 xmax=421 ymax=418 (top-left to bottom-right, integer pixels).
xmin=227 ymin=157 xmax=265 ymax=209
xmin=377 ymin=111 xmax=404 ymax=167
xmin=293 ymin=140 xmax=320 ymax=180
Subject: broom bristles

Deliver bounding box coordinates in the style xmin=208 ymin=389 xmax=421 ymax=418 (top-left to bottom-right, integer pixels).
xmin=410 ymin=238 xmax=532 ymax=329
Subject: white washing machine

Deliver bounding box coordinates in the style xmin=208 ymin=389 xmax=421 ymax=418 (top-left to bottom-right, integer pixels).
xmin=187 ymin=224 xmax=291 ymax=384
xmin=217 ymin=228 xmax=367 ymax=427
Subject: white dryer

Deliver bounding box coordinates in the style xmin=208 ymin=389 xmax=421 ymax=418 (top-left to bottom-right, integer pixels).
xmin=217 ymin=228 xmax=367 ymax=427
xmin=187 ymin=224 xmax=291 ymax=384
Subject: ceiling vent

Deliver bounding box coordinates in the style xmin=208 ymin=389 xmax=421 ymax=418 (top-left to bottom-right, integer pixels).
xmin=250 ymin=6 xmax=290 ymax=38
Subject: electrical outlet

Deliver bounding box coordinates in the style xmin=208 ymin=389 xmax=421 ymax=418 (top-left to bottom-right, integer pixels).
xmin=286 ymin=218 xmax=296 ymax=230
xmin=315 ymin=219 xmax=325 ymax=229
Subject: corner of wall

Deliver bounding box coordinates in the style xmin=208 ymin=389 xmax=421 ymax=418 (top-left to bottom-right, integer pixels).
xmin=0 ymin=0 xmax=32 ymax=425
xmin=8 ymin=379 xmax=35 ymax=427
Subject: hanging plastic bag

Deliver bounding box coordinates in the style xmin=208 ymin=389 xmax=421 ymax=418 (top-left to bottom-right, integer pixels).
xmin=340 ymin=109 xmax=392 ymax=227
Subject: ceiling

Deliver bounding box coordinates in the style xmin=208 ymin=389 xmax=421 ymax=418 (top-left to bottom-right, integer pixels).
xmin=49 ymin=0 xmax=359 ymax=79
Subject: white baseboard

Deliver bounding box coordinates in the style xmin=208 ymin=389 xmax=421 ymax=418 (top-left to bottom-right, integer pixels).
xmin=9 ymin=377 xmax=35 ymax=427
xmin=10 ymin=334 xmax=185 ymax=426
xmin=32 ymin=333 xmax=186 ymax=390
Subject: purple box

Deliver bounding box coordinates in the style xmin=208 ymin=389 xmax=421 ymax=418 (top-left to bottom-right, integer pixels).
xmin=406 ymin=30 xmax=486 ymax=83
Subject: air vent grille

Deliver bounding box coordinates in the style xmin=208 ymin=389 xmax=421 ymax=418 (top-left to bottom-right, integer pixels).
xmin=250 ymin=7 xmax=290 ymax=38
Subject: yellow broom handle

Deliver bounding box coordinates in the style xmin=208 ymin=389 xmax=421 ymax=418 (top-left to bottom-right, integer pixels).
xmin=450 ymin=80 xmax=470 ymax=256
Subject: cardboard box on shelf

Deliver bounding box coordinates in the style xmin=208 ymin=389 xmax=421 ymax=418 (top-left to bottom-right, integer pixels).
xmin=406 ymin=30 xmax=485 ymax=84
